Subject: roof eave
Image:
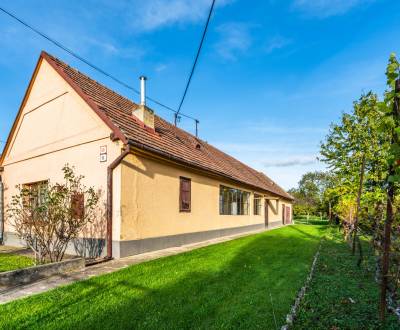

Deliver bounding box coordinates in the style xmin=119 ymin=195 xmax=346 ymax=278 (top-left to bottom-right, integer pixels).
xmin=127 ymin=138 xmax=293 ymax=200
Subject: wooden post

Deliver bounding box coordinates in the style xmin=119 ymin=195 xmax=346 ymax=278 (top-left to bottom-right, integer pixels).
xmin=352 ymin=154 xmax=366 ymax=255
xmin=380 ymin=79 xmax=400 ymax=320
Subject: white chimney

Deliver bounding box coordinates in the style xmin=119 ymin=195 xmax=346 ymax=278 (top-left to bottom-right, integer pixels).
xmin=133 ymin=75 xmax=155 ymax=129
xmin=140 ymin=75 xmax=147 ymax=106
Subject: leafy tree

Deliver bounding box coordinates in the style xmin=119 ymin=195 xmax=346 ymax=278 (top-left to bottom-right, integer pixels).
xmin=319 ymin=53 xmax=400 ymax=320
xmin=289 ymin=171 xmax=334 ymax=218
xmin=377 ymin=53 xmax=400 ymax=320
xmin=321 ymin=92 xmax=388 ymax=254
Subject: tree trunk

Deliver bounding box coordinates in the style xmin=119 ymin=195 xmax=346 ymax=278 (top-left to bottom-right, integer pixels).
xmin=380 ymin=78 xmax=400 ymax=321
xmin=352 ymin=154 xmax=366 ymax=255
xmin=379 ymin=178 xmax=394 ymax=320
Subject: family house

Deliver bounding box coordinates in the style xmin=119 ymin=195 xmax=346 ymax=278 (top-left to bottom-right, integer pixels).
xmin=0 ymin=51 xmax=293 ymax=258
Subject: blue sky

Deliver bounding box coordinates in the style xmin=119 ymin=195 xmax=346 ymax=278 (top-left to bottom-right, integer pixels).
xmin=1 ymin=0 xmax=399 ymax=189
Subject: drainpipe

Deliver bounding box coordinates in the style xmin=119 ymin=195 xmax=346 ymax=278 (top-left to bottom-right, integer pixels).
xmin=106 ymin=146 xmax=131 ymax=259
xmin=0 ymin=171 xmax=4 ymax=245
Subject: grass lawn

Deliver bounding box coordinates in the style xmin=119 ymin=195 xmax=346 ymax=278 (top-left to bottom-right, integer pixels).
xmin=0 ymin=225 xmax=325 ymax=329
xmin=293 ymin=227 xmax=399 ymax=329
xmin=294 ymin=218 xmax=329 ymax=226
xmin=0 ymin=253 xmax=35 ymax=273
xmin=294 ymin=215 xmax=329 ymax=226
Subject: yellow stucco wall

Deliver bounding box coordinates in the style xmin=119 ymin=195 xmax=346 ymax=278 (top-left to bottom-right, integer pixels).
xmin=119 ymin=153 xmax=292 ymax=241
xmin=1 ymin=59 xmax=121 ymax=237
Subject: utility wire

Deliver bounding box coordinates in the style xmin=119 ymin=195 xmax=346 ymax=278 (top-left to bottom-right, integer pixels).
xmin=0 ymin=6 xmax=199 ymax=122
xmin=175 ymin=0 xmax=215 ymax=125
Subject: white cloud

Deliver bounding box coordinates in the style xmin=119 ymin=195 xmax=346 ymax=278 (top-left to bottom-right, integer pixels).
xmin=247 ymin=123 xmax=327 ymax=135
xmin=133 ymin=0 xmax=233 ymax=31
xmin=264 ymin=35 xmax=292 ymax=54
xmin=292 ymin=0 xmax=375 ymax=18
xmin=262 ymin=156 xmax=317 ymax=168
xmin=211 ymin=141 xmax=324 ymax=189
xmin=84 ymin=38 xmax=119 ymax=55
xmin=155 ymin=63 xmax=167 ymax=72
xmin=70 ymin=35 xmax=146 ymax=59
xmin=214 ymin=22 xmax=252 ymax=60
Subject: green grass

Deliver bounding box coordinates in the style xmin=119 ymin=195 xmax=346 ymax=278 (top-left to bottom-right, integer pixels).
xmin=0 ymin=253 xmax=35 ymax=273
xmin=294 ymin=218 xmax=329 ymax=226
xmin=293 ymin=227 xmax=399 ymax=329
xmin=0 ymin=225 xmax=325 ymax=329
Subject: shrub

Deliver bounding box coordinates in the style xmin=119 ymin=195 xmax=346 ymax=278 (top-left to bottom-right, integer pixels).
xmin=7 ymin=165 xmax=102 ymax=263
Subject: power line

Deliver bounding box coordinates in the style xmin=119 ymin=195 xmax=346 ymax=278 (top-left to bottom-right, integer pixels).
xmin=0 ymin=6 xmax=199 ymax=123
xmin=175 ymin=0 xmax=215 ymax=125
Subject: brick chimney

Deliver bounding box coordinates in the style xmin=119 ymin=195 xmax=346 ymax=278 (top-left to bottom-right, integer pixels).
xmin=133 ymin=76 xmax=155 ymax=129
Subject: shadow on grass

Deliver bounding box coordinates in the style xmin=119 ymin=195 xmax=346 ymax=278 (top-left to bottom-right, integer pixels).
xmin=0 ymin=226 xmax=327 ymax=330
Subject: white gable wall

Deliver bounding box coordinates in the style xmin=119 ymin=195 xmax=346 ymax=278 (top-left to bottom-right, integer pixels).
xmin=1 ymin=59 xmax=122 ymax=247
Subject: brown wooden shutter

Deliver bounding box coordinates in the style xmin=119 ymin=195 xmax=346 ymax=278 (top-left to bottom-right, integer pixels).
xmin=71 ymin=192 xmax=85 ymax=220
xmin=179 ymin=177 xmax=191 ymax=212
xmin=282 ymin=204 xmax=286 ymax=224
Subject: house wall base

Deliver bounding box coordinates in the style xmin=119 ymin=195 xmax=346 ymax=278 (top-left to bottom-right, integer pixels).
xmin=267 ymin=221 xmax=284 ymax=229
xmin=3 ymin=232 xmax=106 ymax=259
xmin=4 ymin=221 xmax=285 ymax=259
xmin=112 ymin=223 xmax=268 ymax=258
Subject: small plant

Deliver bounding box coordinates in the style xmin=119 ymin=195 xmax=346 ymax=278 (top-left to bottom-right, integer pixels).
xmin=7 ymin=165 xmax=101 ymax=264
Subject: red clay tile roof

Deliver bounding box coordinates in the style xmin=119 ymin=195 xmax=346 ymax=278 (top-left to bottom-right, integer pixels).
xmin=42 ymin=51 xmax=293 ymax=200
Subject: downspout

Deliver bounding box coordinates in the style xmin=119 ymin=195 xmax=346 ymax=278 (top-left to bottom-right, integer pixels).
xmin=0 ymin=167 xmax=4 ymax=245
xmin=106 ymin=146 xmax=130 ymax=259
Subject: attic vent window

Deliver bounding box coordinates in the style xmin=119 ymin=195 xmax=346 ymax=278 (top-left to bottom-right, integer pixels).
xmin=195 ymin=143 xmax=201 ymax=150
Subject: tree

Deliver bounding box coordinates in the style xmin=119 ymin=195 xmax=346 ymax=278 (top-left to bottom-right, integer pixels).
xmin=378 ymin=53 xmax=400 ymax=320
xmin=289 ymin=171 xmax=334 ymax=218
xmin=321 ymin=92 xmax=387 ymax=254
xmin=7 ymin=165 xmax=102 ymax=263
xmin=319 ymin=53 xmax=400 ymax=321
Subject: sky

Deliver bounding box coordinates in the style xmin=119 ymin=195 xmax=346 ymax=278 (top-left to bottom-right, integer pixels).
xmin=1 ymin=0 xmax=400 ymax=189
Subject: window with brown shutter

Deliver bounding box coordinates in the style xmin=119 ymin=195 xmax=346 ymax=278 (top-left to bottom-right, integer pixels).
xmin=179 ymin=177 xmax=191 ymax=212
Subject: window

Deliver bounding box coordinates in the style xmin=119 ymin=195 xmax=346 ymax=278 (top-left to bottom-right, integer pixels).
xmin=254 ymin=194 xmax=262 ymax=215
xmin=219 ymin=185 xmax=250 ymax=215
xmin=23 ymin=181 xmax=48 ymax=208
xmin=179 ymin=177 xmax=191 ymax=212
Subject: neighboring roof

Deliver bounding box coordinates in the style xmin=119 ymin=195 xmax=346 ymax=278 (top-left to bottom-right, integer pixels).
xmin=7 ymin=51 xmax=293 ymax=200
